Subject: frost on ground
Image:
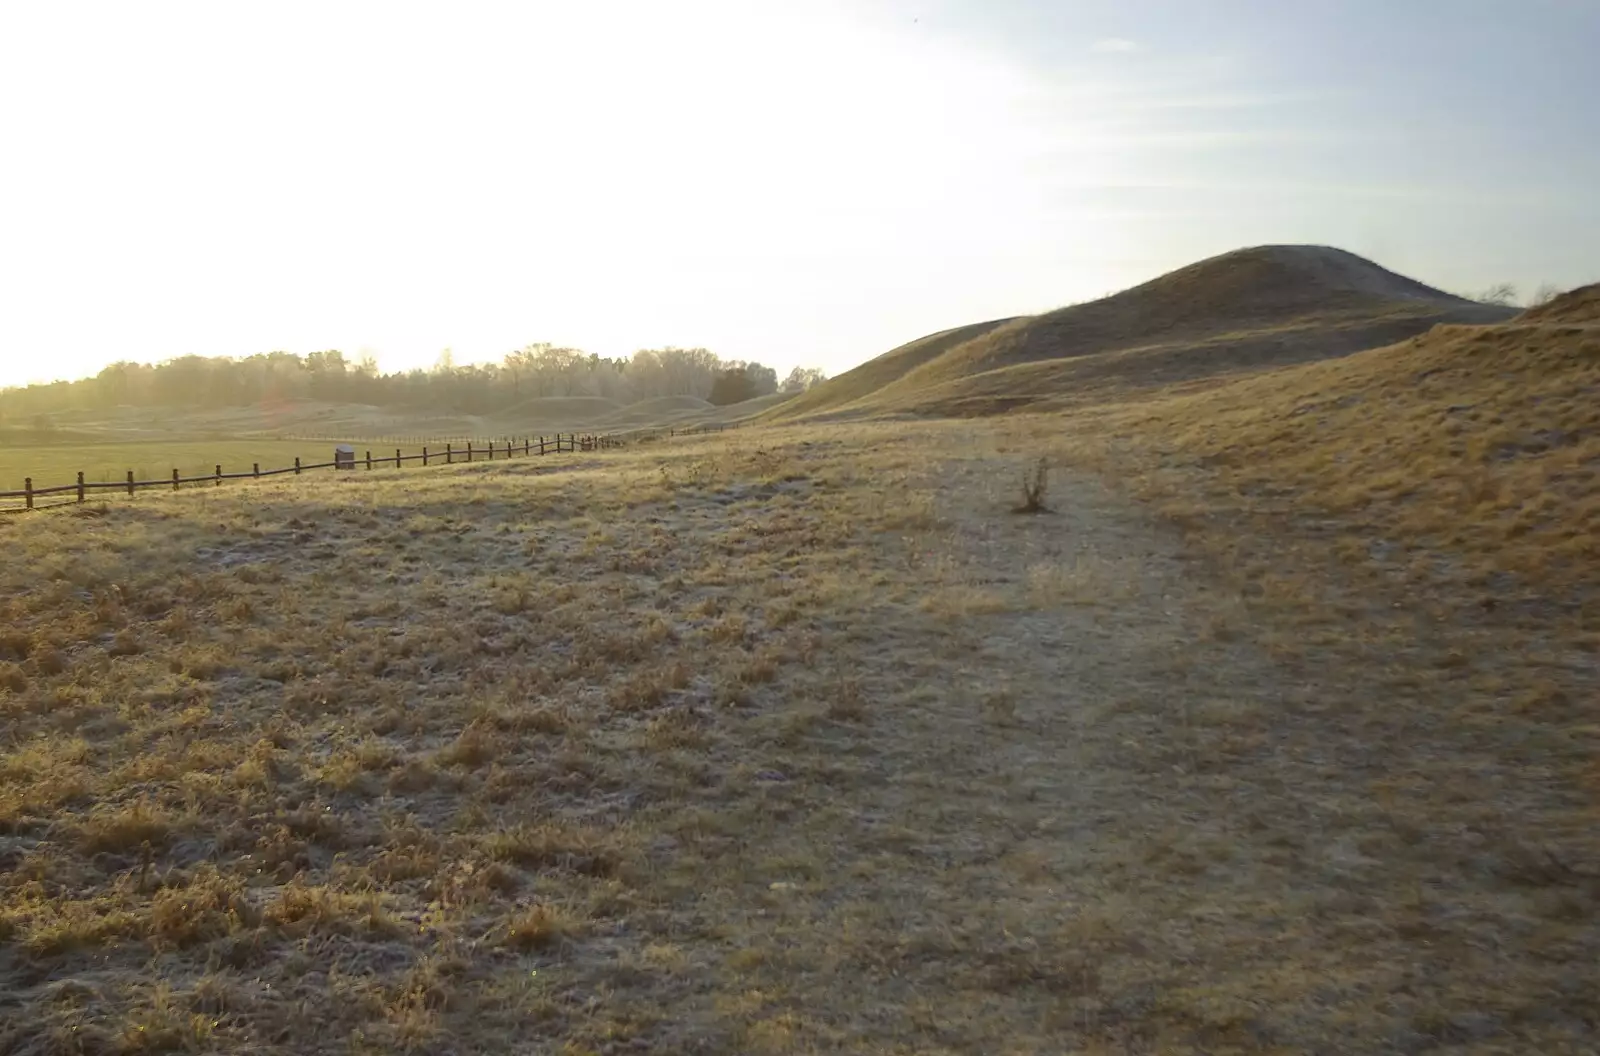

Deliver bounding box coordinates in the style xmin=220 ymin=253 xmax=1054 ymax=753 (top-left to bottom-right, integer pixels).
xmin=0 ymin=422 xmax=1594 ymax=1054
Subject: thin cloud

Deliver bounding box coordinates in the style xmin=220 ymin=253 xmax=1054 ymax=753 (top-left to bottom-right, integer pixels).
xmin=1091 ymin=38 xmax=1140 ymax=53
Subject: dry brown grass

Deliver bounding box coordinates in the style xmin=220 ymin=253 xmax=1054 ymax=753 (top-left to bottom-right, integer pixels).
xmin=2 ymin=397 xmax=1597 ymax=1053
xmin=1106 ymin=308 xmax=1600 ymax=611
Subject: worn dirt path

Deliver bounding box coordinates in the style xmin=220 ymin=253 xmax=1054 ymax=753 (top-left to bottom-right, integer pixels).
xmin=646 ymin=425 xmax=1596 ymax=1054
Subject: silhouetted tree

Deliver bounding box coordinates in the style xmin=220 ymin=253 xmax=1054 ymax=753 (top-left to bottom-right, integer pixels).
xmin=1475 ymin=283 xmax=1519 ymax=306
xmin=781 ymin=366 xmax=827 ymax=393
xmin=0 ymin=346 xmax=825 ymax=418
xmin=1530 ymin=283 xmax=1564 ymax=307
xmin=708 ymin=366 xmax=761 ymax=405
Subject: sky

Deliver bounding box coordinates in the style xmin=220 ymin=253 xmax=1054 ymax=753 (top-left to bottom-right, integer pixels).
xmin=1 ymin=0 xmax=1596 ymax=389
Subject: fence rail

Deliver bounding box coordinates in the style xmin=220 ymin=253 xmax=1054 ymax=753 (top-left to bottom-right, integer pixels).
xmin=1 ymin=433 xmax=622 ymax=514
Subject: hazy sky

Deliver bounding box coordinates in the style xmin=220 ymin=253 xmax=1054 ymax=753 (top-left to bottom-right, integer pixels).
xmin=1 ymin=0 xmax=1595 ymax=389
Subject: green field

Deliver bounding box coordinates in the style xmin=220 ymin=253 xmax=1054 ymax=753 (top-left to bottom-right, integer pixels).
xmin=0 ymin=439 xmax=361 ymax=493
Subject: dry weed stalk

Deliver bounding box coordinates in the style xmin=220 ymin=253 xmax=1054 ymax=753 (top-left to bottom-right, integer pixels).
xmin=1014 ymin=457 xmax=1050 ymax=514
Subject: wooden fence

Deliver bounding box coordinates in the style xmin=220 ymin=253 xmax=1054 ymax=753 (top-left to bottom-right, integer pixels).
xmin=667 ymin=422 xmax=737 ymax=438
xmin=0 ymin=433 xmax=620 ymax=514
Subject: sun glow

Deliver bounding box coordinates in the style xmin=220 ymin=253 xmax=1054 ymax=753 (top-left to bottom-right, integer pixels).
xmin=0 ymin=0 xmax=1078 ymax=387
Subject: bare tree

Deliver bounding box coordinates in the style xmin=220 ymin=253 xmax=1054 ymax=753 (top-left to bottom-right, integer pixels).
xmin=1474 ymin=283 xmax=1520 ymax=306
xmin=1530 ymin=283 xmax=1564 ymax=307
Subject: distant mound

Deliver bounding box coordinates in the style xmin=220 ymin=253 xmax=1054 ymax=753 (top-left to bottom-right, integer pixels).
xmin=701 ymin=392 xmax=791 ymax=421
xmin=627 ymin=392 xmax=793 ymax=435
xmin=600 ymin=395 xmax=717 ymax=430
xmin=623 ymin=395 xmax=714 ymax=416
xmin=493 ymin=396 xmax=624 ymax=427
xmin=771 ymin=246 xmax=1516 ymax=420
xmin=0 ymin=425 xmax=108 ymax=445
xmin=49 ymin=400 xmax=474 ymax=442
xmin=1517 ymin=283 xmax=1600 ymax=325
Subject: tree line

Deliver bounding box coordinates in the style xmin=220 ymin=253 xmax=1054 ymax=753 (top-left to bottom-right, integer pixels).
xmin=0 ymin=347 xmax=828 ymax=423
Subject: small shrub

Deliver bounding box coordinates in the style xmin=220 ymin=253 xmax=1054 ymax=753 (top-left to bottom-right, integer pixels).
xmin=1014 ymin=458 xmax=1050 ymax=514
xmin=826 ymin=676 xmax=867 ymax=722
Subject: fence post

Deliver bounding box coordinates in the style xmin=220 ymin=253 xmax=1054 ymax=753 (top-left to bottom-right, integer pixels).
xmin=24 ymin=478 xmax=33 ymax=510
xmin=423 ymin=446 xmax=429 ymax=467
xmin=127 ymin=470 xmax=134 ymax=497
xmin=77 ymin=471 xmax=85 ymax=504
xmin=539 ymin=436 xmax=545 ymax=455
xmin=215 ymin=464 xmax=222 ymax=487
xmin=254 ymin=462 xmax=260 ymax=479
xmin=293 ymin=457 xmax=301 ymax=475
xmin=505 ymin=439 xmax=511 ymax=459
xmin=366 ymin=451 xmax=372 ymax=470
xmin=523 ymin=437 xmax=529 ymax=455
xmin=172 ymin=468 xmax=180 ymax=492
xmin=467 ymin=440 xmax=473 ymax=463
xmin=395 ymin=448 xmax=401 ymax=469
xmin=446 ymin=443 xmax=453 ymax=465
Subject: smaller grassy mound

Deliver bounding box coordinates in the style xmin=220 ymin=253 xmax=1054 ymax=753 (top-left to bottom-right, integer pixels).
xmin=491 ymin=396 xmax=624 ymax=429
xmin=598 ymin=395 xmax=726 ymax=431
xmin=700 ymin=392 xmax=791 ymax=422
xmin=0 ymin=426 xmax=107 ymax=446
xmin=1127 ymin=302 xmax=1600 ymax=605
xmin=762 ymin=317 xmax=1019 ymax=421
xmin=621 ymin=395 xmax=714 ymax=417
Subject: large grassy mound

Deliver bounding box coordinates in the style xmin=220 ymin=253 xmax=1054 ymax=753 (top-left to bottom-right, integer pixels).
xmin=776 ymin=246 xmax=1516 ymax=420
